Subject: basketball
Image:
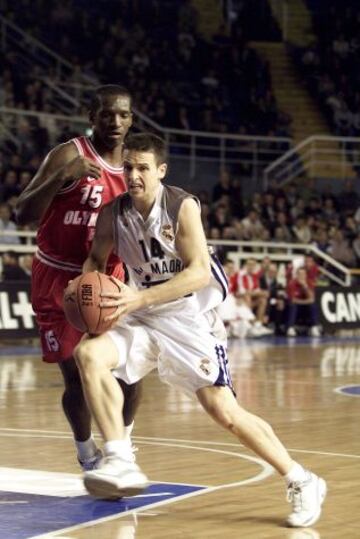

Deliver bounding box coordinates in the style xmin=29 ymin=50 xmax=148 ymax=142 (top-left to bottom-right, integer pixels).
xmin=63 ymin=271 xmax=121 ymax=335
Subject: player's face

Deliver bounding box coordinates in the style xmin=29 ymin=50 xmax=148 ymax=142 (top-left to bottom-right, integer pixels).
xmin=92 ymin=95 xmax=132 ymax=147
xmin=123 ymin=151 xmax=167 ymax=204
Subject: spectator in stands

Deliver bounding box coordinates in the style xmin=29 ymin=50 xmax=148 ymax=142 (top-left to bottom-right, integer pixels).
xmin=292 ymin=215 xmax=312 ymax=244
xmin=259 ymin=262 xmax=287 ymax=334
xmin=229 ymin=177 xmax=244 ymax=218
xmin=304 ymin=254 xmax=320 ymax=287
xmin=286 ymin=267 xmax=320 ymax=337
xmin=230 ymin=217 xmax=245 ymax=240
xmin=321 ymin=196 xmax=339 ymax=223
xmin=273 ymin=211 xmax=293 ymax=242
xmin=305 ymin=197 xmax=322 ymax=219
xmin=274 ymin=195 xmax=289 ymax=216
xmin=241 ymin=210 xmax=265 ymax=240
xmin=250 ymin=192 xmax=263 ymax=215
xmin=217 ymin=259 xmax=272 ymax=339
xmin=261 ymin=191 xmax=276 ymax=228
xmin=259 ymin=255 xmax=272 ymax=277
xmin=20 ymin=254 xmax=34 ymax=278
xmin=338 ymin=180 xmax=360 ymax=216
xmin=1 ymin=251 xmax=29 ymax=281
xmin=328 ymin=229 xmax=356 ymax=267
xmin=353 ymin=232 xmax=360 ymax=267
xmin=312 ymin=228 xmax=330 ymax=254
xmin=208 ymin=203 xmax=231 ymax=234
xmin=212 ymin=168 xmax=231 ymax=203
xmin=0 ymin=203 xmax=20 ymax=244
xmin=1 ymin=169 xmax=20 ymax=202
xmin=343 ymin=215 xmax=358 ymax=242
xmin=290 ymin=197 xmax=306 ymax=221
xmin=237 ymin=258 xmax=272 ymax=333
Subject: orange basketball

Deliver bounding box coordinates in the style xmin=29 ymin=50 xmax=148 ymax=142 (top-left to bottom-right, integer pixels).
xmin=63 ymin=271 xmax=121 ymax=335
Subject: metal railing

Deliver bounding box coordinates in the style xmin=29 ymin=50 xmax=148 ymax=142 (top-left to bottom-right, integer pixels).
xmin=263 ymin=135 xmax=359 ymax=188
xmin=0 ymin=107 xmax=291 ymax=183
xmin=0 ymin=14 xmax=95 ymax=85
xmin=208 ymin=239 xmax=352 ymax=286
xmin=0 ymin=230 xmax=352 ymax=286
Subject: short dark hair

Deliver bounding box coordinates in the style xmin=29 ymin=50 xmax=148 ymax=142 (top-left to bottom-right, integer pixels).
xmin=89 ymin=85 xmax=132 ymax=114
xmin=123 ymin=132 xmax=167 ymax=165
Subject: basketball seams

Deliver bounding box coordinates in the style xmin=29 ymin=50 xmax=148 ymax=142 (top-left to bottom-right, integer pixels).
xmin=64 ymin=272 xmax=120 ymax=334
xmin=95 ymin=272 xmax=103 ymax=335
xmin=76 ymin=274 xmax=90 ymax=333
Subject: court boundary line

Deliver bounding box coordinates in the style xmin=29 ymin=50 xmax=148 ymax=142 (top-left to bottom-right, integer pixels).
xmin=0 ymin=428 xmax=359 ymax=459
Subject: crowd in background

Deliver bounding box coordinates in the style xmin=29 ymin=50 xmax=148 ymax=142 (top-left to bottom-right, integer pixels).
xmin=2 ymin=0 xmax=360 ymax=339
xmin=2 ymin=161 xmax=360 ymax=286
xmin=217 ymin=253 xmax=321 ymax=338
xmin=294 ymin=0 xmax=360 ymax=138
xmin=1 ymin=0 xmax=291 ymax=137
xmin=199 ymin=171 xmax=360 ymax=268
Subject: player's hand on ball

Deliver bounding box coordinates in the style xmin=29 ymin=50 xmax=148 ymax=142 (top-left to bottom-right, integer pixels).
xmin=100 ymin=277 xmax=143 ymax=322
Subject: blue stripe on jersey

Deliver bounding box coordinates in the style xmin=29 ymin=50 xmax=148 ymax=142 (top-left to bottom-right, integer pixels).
xmin=210 ymin=254 xmax=228 ymax=301
xmin=214 ymin=344 xmax=235 ymax=394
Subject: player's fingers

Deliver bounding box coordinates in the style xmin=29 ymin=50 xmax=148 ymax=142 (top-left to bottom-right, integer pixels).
xmin=104 ymin=309 xmax=123 ymax=323
xmin=99 ymin=299 xmax=122 ymax=308
xmin=88 ymin=164 xmax=102 ymax=175
xmin=87 ymin=169 xmax=101 ymax=179
xmin=100 ymin=292 xmax=122 ymax=299
xmin=109 ymin=276 xmax=124 ymax=289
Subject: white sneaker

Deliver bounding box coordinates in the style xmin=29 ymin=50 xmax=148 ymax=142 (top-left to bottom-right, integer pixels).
xmin=248 ymin=323 xmax=274 ymax=338
xmin=84 ymin=455 xmax=148 ymax=500
xmin=287 ymin=327 xmax=297 ymax=337
xmin=310 ymin=326 xmax=321 ymax=337
xmin=78 ymin=448 xmax=103 ymax=471
xmin=286 ymin=472 xmax=327 ymax=528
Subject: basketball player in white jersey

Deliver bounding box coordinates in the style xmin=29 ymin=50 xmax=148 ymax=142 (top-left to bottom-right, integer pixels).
xmin=74 ymin=133 xmax=326 ymax=528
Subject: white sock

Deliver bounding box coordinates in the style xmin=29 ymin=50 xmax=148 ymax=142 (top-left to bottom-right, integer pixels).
xmin=284 ymin=462 xmax=309 ymax=485
xmin=124 ymin=421 xmax=134 ymax=442
xmin=75 ymin=435 xmax=98 ymax=461
xmin=104 ymin=439 xmax=133 ymax=462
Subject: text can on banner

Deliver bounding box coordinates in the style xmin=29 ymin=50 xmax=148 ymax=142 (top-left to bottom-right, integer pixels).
xmin=316 ymin=287 xmax=360 ymax=330
xmin=0 ymin=282 xmax=37 ymax=339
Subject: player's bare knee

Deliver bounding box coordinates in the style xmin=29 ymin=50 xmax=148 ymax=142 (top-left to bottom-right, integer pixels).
xmin=74 ymin=340 xmax=98 ymax=371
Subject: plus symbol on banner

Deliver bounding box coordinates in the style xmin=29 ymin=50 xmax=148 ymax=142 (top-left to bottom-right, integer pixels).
xmin=12 ymin=292 xmax=35 ymax=328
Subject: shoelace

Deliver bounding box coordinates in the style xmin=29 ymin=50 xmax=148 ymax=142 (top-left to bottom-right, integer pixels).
xmin=287 ymin=483 xmax=303 ymax=513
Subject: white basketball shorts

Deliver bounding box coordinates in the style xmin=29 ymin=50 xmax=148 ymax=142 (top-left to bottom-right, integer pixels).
xmin=108 ymin=309 xmax=233 ymax=396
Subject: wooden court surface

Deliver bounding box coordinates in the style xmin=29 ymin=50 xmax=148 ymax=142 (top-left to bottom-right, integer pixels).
xmin=0 ymin=337 xmax=359 ymax=539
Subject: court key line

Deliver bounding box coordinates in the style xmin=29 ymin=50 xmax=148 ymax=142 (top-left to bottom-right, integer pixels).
xmin=0 ymin=431 xmax=274 ymax=537
xmin=27 ymin=451 xmax=273 ymax=539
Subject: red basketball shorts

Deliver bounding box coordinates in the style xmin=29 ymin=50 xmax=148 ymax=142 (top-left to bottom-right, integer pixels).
xmin=31 ymin=257 xmax=124 ymax=363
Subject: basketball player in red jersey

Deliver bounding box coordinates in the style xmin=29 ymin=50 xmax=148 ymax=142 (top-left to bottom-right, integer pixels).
xmin=16 ymin=85 xmax=140 ymax=470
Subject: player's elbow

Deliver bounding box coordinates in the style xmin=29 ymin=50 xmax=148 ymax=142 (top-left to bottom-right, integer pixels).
xmin=15 ymin=202 xmax=37 ymax=226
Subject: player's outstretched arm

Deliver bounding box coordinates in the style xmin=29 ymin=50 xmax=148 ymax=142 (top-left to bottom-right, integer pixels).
xmin=16 ymin=142 xmax=102 ymax=225
xmin=83 ymin=203 xmax=115 ymax=274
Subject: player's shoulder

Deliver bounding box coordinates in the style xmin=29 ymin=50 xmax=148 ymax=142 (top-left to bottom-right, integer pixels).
xmin=111 ymin=191 xmax=132 ymax=216
xmin=162 ymin=184 xmax=200 ymax=218
xmin=46 ymin=139 xmax=79 ymax=163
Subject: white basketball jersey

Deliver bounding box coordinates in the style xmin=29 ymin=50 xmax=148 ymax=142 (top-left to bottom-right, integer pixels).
xmin=112 ymin=183 xmax=228 ymax=315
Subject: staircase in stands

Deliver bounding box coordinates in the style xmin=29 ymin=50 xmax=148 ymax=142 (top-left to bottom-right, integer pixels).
xmin=252 ymin=0 xmax=355 ymax=178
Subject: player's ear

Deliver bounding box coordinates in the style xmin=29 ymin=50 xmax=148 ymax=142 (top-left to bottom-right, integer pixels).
xmin=158 ymin=163 xmax=167 ymax=180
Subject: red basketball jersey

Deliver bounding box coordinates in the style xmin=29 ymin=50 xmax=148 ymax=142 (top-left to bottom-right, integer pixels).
xmin=36 ymin=136 xmax=127 ymax=272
